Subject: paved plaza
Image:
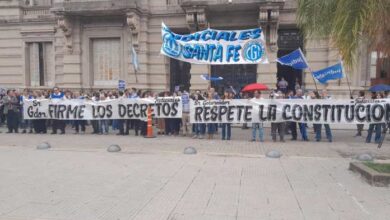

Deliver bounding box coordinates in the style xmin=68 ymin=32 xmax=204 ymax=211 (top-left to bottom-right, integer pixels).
xmin=0 ymin=127 xmax=389 ymax=220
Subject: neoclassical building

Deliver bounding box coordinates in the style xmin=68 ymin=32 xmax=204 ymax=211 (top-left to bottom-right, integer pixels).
xmin=0 ymin=0 xmax=387 ymax=97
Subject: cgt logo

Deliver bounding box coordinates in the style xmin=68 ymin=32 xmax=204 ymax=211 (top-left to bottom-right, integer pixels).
xmin=162 ymin=33 xmax=181 ymax=57
xmin=243 ymin=40 xmax=264 ymax=62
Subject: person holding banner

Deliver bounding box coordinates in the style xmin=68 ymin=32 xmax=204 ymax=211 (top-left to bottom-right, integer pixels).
xmin=311 ymin=91 xmax=330 ymax=142
xmin=366 ymin=92 xmax=382 ymax=143
xmin=314 ymin=90 xmax=333 ymax=142
xmin=289 ymin=89 xmax=308 ymax=141
xmin=206 ymin=90 xmax=217 ymax=140
xmin=73 ymin=91 xmax=86 ymax=134
xmin=192 ymin=91 xmax=206 ymax=139
xmin=50 ymin=87 xmax=66 ymax=134
xmin=98 ymin=93 xmax=110 ymax=135
xmin=181 ymin=90 xmax=190 ymax=136
xmin=128 ymin=88 xmax=140 ymax=136
xmin=355 ymin=91 xmax=366 ymax=137
xmin=91 ymin=92 xmax=100 ymax=134
xmin=19 ymin=89 xmax=33 ymax=134
xmin=271 ymin=91 xmax=286 ymax=142
xmin=164 ymin=91 xmax=175 ymax=136
xmin=116 ymin=90 xmax=126 ymax=136
xmin=220 ymin=90 xmax=233 ymax=140
xmin=251 ymin=90 xmax=264 ymax=142
xmin=170 ymin=91 xmax=181 ymax=136
xmin=31 ymin=90 xmax=47 ymax=134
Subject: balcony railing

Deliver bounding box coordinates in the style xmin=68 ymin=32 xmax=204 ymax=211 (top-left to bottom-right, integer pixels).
xmin=51 ymin=0 xmax=138 ymax=15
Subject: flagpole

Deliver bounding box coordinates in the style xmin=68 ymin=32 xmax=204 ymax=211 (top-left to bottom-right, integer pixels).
xmin=298 ymin=48 xmax=318 ymax=92
xmin=345 ymin=72 xmax=353 ymax=98
xmin=207 ymin=22 xmax=211 ymax=89
xmin=307 ymin=67 xmax=319 ymax=92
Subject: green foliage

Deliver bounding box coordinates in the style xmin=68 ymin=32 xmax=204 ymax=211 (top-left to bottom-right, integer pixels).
xmin=364 ymin=162 xmax=390 ymax=174
xmin=297 ymin=0 xmax=390 ymax=68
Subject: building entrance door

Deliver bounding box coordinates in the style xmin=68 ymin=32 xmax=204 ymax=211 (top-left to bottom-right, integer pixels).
xmin=169 ymin=59 xmax=191 ymax=92
xmin=277 ymin=29 xmax=304 ymax=92
xmin=211 ymin=64 xmax=257 ymax=95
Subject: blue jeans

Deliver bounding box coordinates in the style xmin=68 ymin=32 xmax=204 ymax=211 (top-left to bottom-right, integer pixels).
xmin=221 ymin=123 xmax=231 ymax=140
xmin=20 ymin=119 xmax=32 ymax=131
xmin=252 ymin=123 xmax=264 ymax=141
xmin=314 ymin=124 xmax=332 ymax=141
xmin=99 ymin=120 xmax=109 ymax=134
xmin=112 ymin=120 xmax=119 ymax=130
xmin=195 ymin=124 xmax=206 ymax=136
xmin=290 ymin=122 xmax=308 ymax=140
xmin=366 ymin=123 xmax=382 ymax=143
xmin=207 ymin=124 xmax=217 ymax=134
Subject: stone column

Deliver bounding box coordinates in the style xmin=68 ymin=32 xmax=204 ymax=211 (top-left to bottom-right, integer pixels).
xmin=126 ymin=12 xmax=141 ymax=87
xmin=257 ymin=4 xmax=282 ymax=88
xmin=56 ymin=14 xmax=83 ymax=88
xmin=57 ymin=14 xmax=73 ymax=54
xmin=185 ymin=6 xmax=209 ymax=91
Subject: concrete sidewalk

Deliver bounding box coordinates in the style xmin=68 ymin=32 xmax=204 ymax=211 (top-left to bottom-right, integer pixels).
xmin=0 ymin=147 xmax=389 ymax=220
xmin=0 ymin=129 xmax=389 ymax=220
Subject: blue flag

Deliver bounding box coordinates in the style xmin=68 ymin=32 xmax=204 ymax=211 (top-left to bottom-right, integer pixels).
xmin=276 ymin=48 xmax=309 ymax=70
xmin=312 ymin=63 xmax=344 ymax=84
xmin=200 ymin=74 xmax=223 ymax=81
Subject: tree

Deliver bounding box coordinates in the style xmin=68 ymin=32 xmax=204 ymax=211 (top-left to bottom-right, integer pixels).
xmin=296 ymin=0 xmax=390 ymax=68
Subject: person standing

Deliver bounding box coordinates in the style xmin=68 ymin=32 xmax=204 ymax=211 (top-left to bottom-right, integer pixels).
xmin=0 ymin=89 xmax=5 ymax=127
xmin=181 ymin=90 xmax=190 ymax=136
xmin=312 ymin=91 xmax=325 ymax=142
xmin=50 ymin=87 xmax=65 ymax=134
xmin=192 ymin=91 xmax=206 ymax=139
xmin=32 ymin=90 xmax=47 ymax=134
xmin=98 ymin=93 xmax=109 ymax=135
xmin=366 ymin=92 xmax=382 ymax=143
xmin=221 ymin=90 xmax=233 ymax=140
xmin=355 ymin=91 xmax=365 ymax=137
xmin=20 ymin=89 xmax=33 ymax=133
xmin=206 ymin=89 xmax=217 ymax=140
xmin=128 ymin=88 xmax=140 ymax=136
xmin=271 ymin=91 xmax=286 ymax=142
xmin=251 ymin=90 xmax=264 ymax=142
xmin=277 ymin=77 xmax=288 ymax=94
xmin=73 ymin=91 xmax=86 ymax=134
xmin=315 ymin=90 xmax=333 ymax=142
xmin=116 ymin=91 xmax=126 ymax=135
xmin=2 ymin=90 xmax=20 ymax=133
xmin=156 ymin=92 xmax=166 ymax=135
xmin=289 ymin=89 xmax=308 ymax=141
xmin=91 ymin=92 xmax=100 ymax=134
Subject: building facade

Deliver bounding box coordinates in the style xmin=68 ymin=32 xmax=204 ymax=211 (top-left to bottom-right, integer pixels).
xmin=0 ymin=0 xmax=385 ymax=97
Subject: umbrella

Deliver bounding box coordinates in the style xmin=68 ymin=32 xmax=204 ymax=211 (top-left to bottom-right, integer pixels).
xmin=369 ymin=84 xmax=390 ymax=92
xmin=241 ymin=83 xmax=269 ymax=92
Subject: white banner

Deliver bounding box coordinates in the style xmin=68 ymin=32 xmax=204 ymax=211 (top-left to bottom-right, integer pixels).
xmin=24 ymin=97 xmax=182 ymax=120
xmin=160 ymin=23 xmax=268 ymax=65
xmin=190 ymin=99 xmax=390 ymax=124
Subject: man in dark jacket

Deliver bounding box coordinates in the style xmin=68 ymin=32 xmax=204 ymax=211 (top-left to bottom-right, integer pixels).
xmin=2 ymin=90 xmax=20 ymax=133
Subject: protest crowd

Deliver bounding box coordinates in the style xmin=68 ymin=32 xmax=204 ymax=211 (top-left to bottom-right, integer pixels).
xmin=0 ymin=86 xmax=389 ymax=144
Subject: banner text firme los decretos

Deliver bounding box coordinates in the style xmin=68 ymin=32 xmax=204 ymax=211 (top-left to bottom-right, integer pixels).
xmin=24 ymin=97 xmax=182 ymax=120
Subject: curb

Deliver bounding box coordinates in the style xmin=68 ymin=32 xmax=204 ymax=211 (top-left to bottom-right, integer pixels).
xmin=349 ymin=162 xmax=390 ymax=187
